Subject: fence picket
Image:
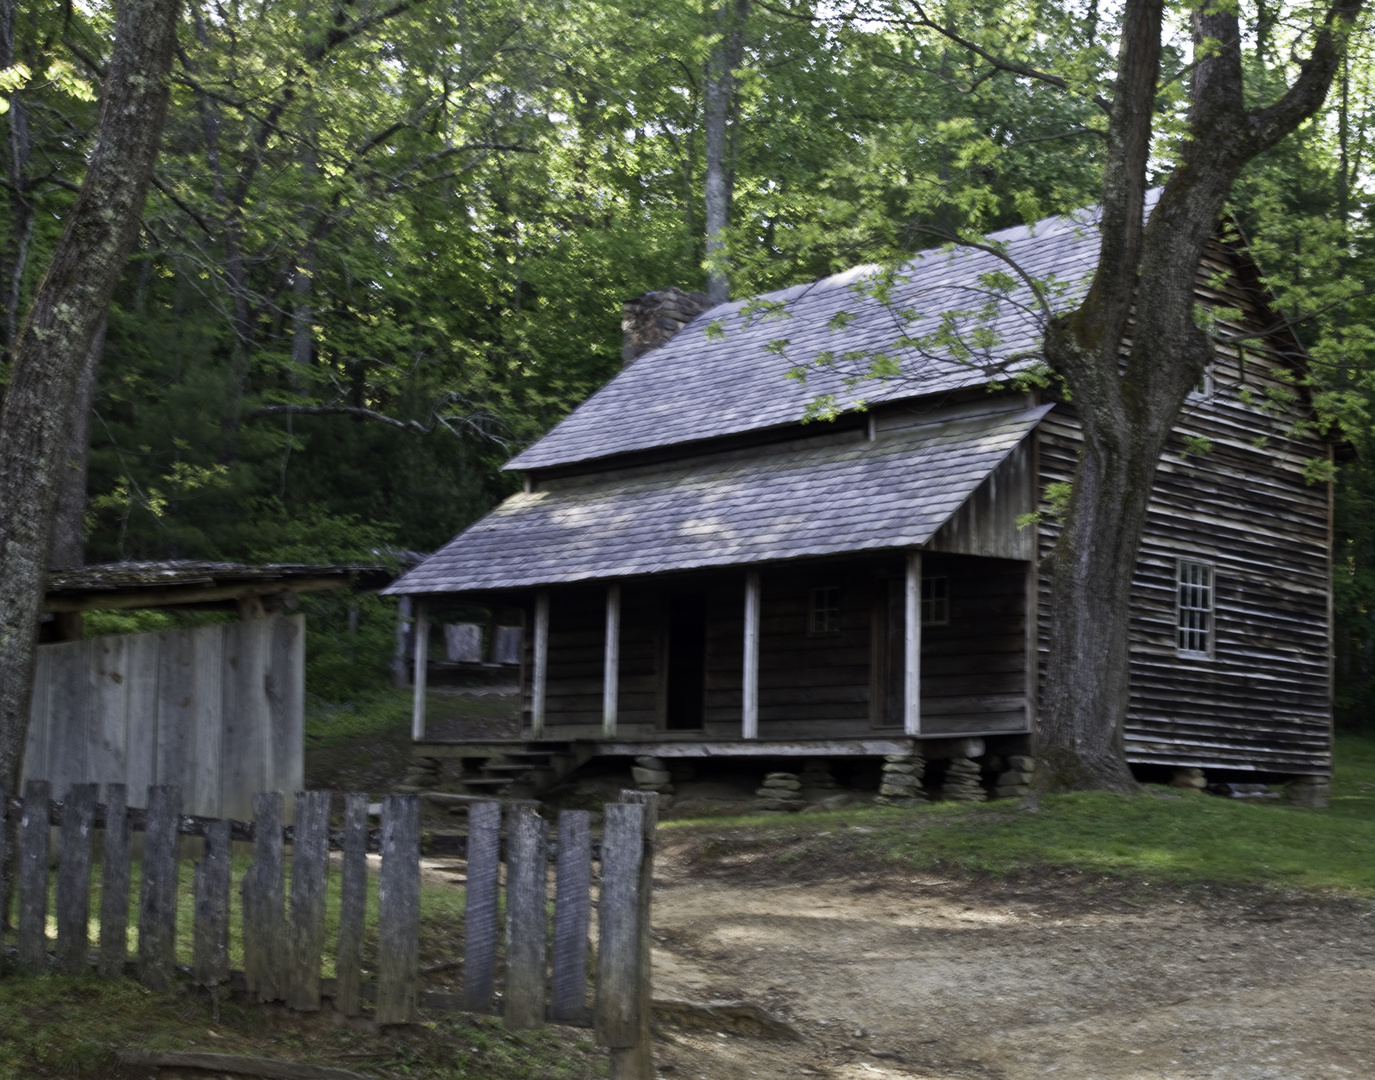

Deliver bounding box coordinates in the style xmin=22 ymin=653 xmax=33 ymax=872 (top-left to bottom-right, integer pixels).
xmin=335 ymin=793 xmax=368 ymax=1017
xmin=56 ymin=783 xmax=98 ymax=974
xmin=193 ymin=818 xmax=231 ymax=988
xmin=17 ymin=779 xmax=52 ymax=974
xmin=138 ymin=785 xmax=182 ymax=990
xmin=376 ymin=794 xmax=420 ymax=1026
xmin=243 ymin=791 xmax=286 ymax=1002
xmin=287 ymin=791 xmax=331 ymax=1011
xmin=98 ymin=783 xmax=131 ymax=977
xmin=593 ymin=801 xmax=645 ymax=1048
xmin=504 ymin=803 xmax=549 ymax=1030
xmin=611 ymin=791 xmax=659 ymax=1080
xmin=463 ymin=801 xmax=501 ymax=1013
xmin=550 ymin=810 xmax=592 ymax=1024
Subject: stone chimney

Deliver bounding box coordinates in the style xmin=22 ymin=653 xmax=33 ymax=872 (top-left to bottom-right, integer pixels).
xmin=621 ymin=287 xmax=711 ymax=366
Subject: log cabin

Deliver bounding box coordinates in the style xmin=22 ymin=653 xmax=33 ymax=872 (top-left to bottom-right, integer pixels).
xmin=386 ymin=196 xmax=1333 ymax=803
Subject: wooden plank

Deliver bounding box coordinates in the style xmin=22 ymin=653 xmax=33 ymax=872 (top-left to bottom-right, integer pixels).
xmin=98 ymin=782 xmax=131 ymax=977
xmin=17 ymin=779 xmax=52 ymax=973
xmin=193 ymin=818 xmax=231 ymax=988
xmin=603 ymin=584 xmax=621 ymax=738
xmin=504 ymin=803 xmax=549 ymax=1030
xmin=463 ymin=800 xmax=502 ymax=1012
xmin=55 ymin=782 xmax=98 ymax=975
xmin=376 ymin=794 xmax=421 ymax=1025
xmin=611 ymin=791 xmax=658 ymax=1079
xmin=267 ymin=615 xmax=306 ymax=801
xmin=46 ymin=642 xmax=88 ymax=802
xmin=335 ymin=793 xmax=368 ymax=1017
xmin=221 ymin=621 xmax=266 ymax=823
xmin=87 ymin=636 xmax=130 ymax=792
xmin=288 ymin=790 xmax=331 ymax=1011
xmin=138 ymin=784 xmax=182 ymax=990
xmin=532 ymin=592 xmax=549 ymax=737
xmin=243 ymin=790 xmax=286 ymax=1001
xmin=412 ymin=600 xmax=429 ymax=741
xmin=549 ymin=810 xmax=592 ymax=1024
xmin=593 ymin=801 xmax=645 ymax=1048
xmin=157 ymin=626 xmax=210 ymax=815
xmin=123 ymin=632 xmax=160 ymax=807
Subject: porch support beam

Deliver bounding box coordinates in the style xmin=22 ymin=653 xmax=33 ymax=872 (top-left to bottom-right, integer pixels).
xmin=904 ymin=551 xmax=921 ymax=736
xmin=603 ymin=583 xmax=621 ymax=737
xmin=532 ymin=591 xmax=550 ymax=737
xmin=743 ymin=569 xmax=761 ymax=739
xmin=411 ymin=598 xmax=429 ymax=741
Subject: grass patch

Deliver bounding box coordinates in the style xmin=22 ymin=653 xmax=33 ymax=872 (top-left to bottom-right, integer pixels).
xmin=665 ymin=733 xmax=1375 ymax=895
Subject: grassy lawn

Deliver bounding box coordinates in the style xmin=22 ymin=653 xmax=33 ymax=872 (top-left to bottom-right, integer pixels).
xmin=664 ymin=731 xmax=1375 ymax=895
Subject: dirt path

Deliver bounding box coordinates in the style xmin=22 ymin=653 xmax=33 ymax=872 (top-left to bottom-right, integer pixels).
xmin=646 ymin=837 xmax=1375 ymax=1079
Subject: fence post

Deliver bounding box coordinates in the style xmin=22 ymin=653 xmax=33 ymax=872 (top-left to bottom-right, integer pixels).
xmin=335 ymin=793 xmax=369 ymax=1017
xmin=243 ymin=791 xmax=286 ymax=1002
xmin=463 ymin=801 xmax=501 ymax=1013
xmin=138 ymin=785 xmax=182 ymax=991
xmin=17 ymin=779 xmax=52 ymax=974
xmin=287 ymin=790 xmax=331 ymax=1011
xmin=98 ymin=783 xmax=130 ymax=977
xmin=193 ymin=818 xmax=231 ymax=990
xmin=55 ymin=783 xmax=98 ymax=975
xmin=504 ymin=803 xmax=549 ymax=1030
xmin=611 ymin=790 xmax=658 ymax=1080
xmin=550 ymin=809 xmax=592 ymax=1024
xmin=376 ymin=793 xmax=420 ymax=1026
xmin=593 ymin=801 xmax=645 ymax=1050
xmin=0 ymin=783 xmax=6 ymax=940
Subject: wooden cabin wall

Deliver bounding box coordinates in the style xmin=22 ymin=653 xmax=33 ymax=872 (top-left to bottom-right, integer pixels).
xmin=1034 ymin=241 xmax=1332 ymax=775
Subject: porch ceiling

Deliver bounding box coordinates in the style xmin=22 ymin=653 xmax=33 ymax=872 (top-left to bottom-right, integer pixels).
xmin=387 ymin=404 xmax=1050 ymax=595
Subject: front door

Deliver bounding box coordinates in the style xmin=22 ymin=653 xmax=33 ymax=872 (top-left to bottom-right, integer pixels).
xmin=665 ymin=592 xmax=706 ymax=730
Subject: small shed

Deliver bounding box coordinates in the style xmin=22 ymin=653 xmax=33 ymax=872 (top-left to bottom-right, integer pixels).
xmin=26 ymin=561 xmax=388 ymax=819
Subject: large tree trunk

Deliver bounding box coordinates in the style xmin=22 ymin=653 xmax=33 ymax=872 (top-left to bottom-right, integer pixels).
xmin=48 ymin=317 xmax=107 ymax=572
xmin=1035 ymin=0 xmax=1362 ymax=790
xmin=703 ymin=0 xmax=747 ymax=306
xmin=0 ymin=0 xmax=179 ymax=791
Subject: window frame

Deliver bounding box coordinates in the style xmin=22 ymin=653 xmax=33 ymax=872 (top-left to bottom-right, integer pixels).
xmin=807 ymin=585 xmax=842 ymax=637
xmin=1176 ymin=558 xmax=1215 ymax=659
xmin=921 ymin=575 xmax=949 ymax=627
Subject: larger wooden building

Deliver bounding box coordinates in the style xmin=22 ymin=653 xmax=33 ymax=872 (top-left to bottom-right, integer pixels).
xmin=388 ymin=197 xmax=1333 ymax=797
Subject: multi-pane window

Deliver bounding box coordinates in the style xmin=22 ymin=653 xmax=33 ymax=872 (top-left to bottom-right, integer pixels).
xmin=1177 ymin=559 xmax=1213 ymax=656
xmin=921 ymin=576 xmax=949 ymax=626
xmin=808 ymin=586 xmax=841 ymax=635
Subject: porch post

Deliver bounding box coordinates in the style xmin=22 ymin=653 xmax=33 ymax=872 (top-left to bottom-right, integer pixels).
xmin=743 ymin=569 xmax=761 ymax=739
xmin=603 ymin=583 xmax=621 ymax=737
xmin=411 ymin=598 xmax=429 ymax=741
xmin=904 ymin=552 xmax=921 ymax=736
xmin=532 ymin=591 xmax=550 ymax=738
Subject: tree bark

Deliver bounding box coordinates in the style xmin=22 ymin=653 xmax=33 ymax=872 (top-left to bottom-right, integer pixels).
xmin=0 ymin=0 xmax=179 ymax=790
xmin=703 ymin=0 xmax=747 ymax=306
xmin=48 ymin=317 xmax=106 ymax=571
xmin=1036 ymin=0 xmax=1363 ymax=791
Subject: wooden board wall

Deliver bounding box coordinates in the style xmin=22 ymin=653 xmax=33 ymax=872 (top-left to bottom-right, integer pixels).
xmin=1035 ymin=240 xmax=1332 ymax=775
xmin=23 ymin=615 xmax=305 ymax=818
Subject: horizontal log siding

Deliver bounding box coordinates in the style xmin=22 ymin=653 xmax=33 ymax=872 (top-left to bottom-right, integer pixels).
xmin=1035 ymin=243 xmax=1332 ymax=774
xmin=917 ymin=556 xmax=1028 ymax=735
xmin=542 ymin=587 xmax=659 ymax=734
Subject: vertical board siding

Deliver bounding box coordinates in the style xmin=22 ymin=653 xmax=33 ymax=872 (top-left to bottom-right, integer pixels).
xmin=1035 ymin=243 xmax=1332 ymax=773
xmin=25 ymin=615 xmax=304 ymax=821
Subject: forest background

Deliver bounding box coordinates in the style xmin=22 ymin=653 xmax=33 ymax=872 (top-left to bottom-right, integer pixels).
xmin=2 ymin=0 xmax=1373 ymax=720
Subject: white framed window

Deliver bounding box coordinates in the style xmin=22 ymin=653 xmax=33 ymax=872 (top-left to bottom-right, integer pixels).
xmin=808 ymin=586 xmax=841 ymax=635
xmin=1189 ymin=362 xmax=1215 ymax=400
xmin=921 ymin=576 xmax=949 ymax=626
xmin=1177 ymin=559 xmax=1213 ymax=657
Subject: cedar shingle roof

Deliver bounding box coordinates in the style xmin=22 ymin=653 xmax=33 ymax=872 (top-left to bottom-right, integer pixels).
xmin=506 ymin=205 xmax=1106 ymax=472
xmin=387 ymin=405 xmax=1049 ymax=593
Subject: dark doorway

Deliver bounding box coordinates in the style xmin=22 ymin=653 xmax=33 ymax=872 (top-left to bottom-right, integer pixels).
xmin=666 ymin=592 xmax=707 ymax=730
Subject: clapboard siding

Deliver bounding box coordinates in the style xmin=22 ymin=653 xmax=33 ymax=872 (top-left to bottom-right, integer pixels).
xmin=1035 ymin=245 xmax=1331 ymax=775
xmin=24 ymin=615 xmax=305 ymax=819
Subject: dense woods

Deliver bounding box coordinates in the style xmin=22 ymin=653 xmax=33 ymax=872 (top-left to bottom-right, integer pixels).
xmin=2 ymin=0 xmax=1374 ymax=736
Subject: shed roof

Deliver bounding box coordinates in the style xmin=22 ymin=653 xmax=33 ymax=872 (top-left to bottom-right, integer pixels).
xmin=389 ymin=404 xmax=1050 ymax=595
xmin=507 ymin=204 xmax=1109 ymax=473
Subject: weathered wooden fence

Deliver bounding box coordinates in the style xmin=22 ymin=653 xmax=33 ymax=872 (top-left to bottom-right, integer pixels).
xmin=0 ymin=781 xmax=657 ymax=1073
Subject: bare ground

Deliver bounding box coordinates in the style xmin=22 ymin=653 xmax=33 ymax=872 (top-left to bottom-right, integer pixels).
xmin=646 ymin=833 xmax=1375 ymax=1080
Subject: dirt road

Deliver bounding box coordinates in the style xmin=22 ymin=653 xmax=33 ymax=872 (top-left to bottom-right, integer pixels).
xmin=646 ymin=832 xmax=1375 ymax=1080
